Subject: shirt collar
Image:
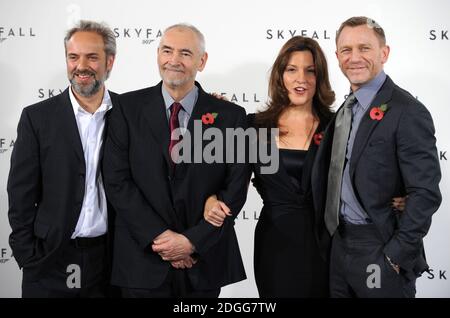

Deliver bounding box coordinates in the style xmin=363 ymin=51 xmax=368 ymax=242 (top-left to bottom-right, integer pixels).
xmin=161 ymin=84 xmax=198 ymax=116
xmin=69 ymin=86 xmax=112 ymax=115
xmin=352 ymin=70 xmax=387 ymax=112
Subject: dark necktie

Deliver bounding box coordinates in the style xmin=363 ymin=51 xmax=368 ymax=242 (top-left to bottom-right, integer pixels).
xmin=168 ymin=102 xmax=182 ymax=165
xmin=324 ymin=93 xmax=356 ymax=236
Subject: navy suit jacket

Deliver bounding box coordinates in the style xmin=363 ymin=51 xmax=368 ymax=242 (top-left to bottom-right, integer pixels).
xmin=312 ymin=76 xmax=442 ymax=278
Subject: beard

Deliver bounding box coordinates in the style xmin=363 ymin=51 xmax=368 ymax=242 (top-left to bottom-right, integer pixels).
xmin=164 ymin=77 xmax=188 ymax=87
xmin=69 ymin=69 xmax=108 ymax=97
xmin=159 ymin=66 xmax=195 ymax=88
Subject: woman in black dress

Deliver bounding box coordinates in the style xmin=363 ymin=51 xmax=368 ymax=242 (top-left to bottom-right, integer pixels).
xmin=205 ymin=36 xmax=334 ymax=297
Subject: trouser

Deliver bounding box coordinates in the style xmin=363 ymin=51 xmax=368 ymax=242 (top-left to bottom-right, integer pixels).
xmin=22 ymin=235 xmax=109 ymax=298
xmin=121 ymin=267 xmax=220 ymax=298
xmin=329 ymin=222 xmax=416 ymax=298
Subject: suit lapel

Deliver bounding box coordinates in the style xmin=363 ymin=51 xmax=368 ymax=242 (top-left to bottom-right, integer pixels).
xmin=350 ymin=76 xmax=395 ymax=178
xmin=137 ymin=84 xmax=182 ymax=226
xmin=181 ymin=83 xmax=216 ymax=171
xmin=141 ymin=83 xmax=172 ymax=169
xmin=311 ymin=111 xmax=336 ymax=213
xmin=99 ymin=90 xmax=117 ymax=164
xmin=58 ymin=88 xmax=85 ymax=166
xmin=301 ymin=118 xmax=328 ymax=192
xmin=186 ymin=82 xmax=210 ymax=134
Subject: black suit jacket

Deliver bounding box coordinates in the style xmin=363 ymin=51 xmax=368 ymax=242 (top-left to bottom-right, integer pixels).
xmin=102 ymin=81 xmax=248 ymax=290
xmin=7 ymin=88 xmax=118 ymax=281
xmin=312 ymin=75 xmax=442 ymax=278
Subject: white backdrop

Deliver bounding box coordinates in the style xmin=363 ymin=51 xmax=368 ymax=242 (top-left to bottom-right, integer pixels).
xmin=0 ymin=0 xmax=449 ymax=298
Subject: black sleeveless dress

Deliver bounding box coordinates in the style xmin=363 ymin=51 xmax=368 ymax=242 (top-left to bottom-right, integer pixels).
xmin=249 ymin=113 xmax=329 ymax=298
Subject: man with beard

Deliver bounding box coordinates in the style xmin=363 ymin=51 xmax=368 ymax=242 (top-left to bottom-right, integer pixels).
xmin=103 ymin=23 xmax=248 ymax=297
xmin=8 ymin=20 xmax=118 ymax=297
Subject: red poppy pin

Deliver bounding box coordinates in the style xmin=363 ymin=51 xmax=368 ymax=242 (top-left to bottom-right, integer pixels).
xmin=201 ymin=112 xmax=218 ymax=125
xmin=369 ymin=104 xmax=388 ymax=121
xmin=313 ymin=132 xmax=324 ymax=146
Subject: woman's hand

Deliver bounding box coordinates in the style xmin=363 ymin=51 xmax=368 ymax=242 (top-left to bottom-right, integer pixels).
xmin=204 ymin=195 xmax=232 ymax=227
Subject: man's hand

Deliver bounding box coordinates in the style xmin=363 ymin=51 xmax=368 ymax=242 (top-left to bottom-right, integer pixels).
xmin=152 ymin=230 xmax=194 ymax=261
xmin=392 ymin=196 xmax=407 ymax=212
xmin=204 ymin=195 xmax=232 ymax=227
xmin=170 ymin=256 xmax=198 ymax=269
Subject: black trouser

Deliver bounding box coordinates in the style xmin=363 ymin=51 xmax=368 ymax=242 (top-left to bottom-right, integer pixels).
xmin=121 ymin=268 xmax=220 ymax=298
xmin=329 ymin=222 xmax=416 ymax=298
xmin=22 ymin=235 xmax=109 ymax=298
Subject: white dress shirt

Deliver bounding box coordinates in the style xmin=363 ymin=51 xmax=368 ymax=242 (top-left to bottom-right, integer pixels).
xmin=69 ymin=86 xmax=111 ymax=238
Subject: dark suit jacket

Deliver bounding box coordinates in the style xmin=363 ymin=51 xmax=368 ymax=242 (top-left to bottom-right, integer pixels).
xmin=312 ymin=76 xmax=442 ymax=278
xmin=102 ymin=81 xmax=248 ymax=290
xmin=7 ymin=88 xmax=118 ymax=282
